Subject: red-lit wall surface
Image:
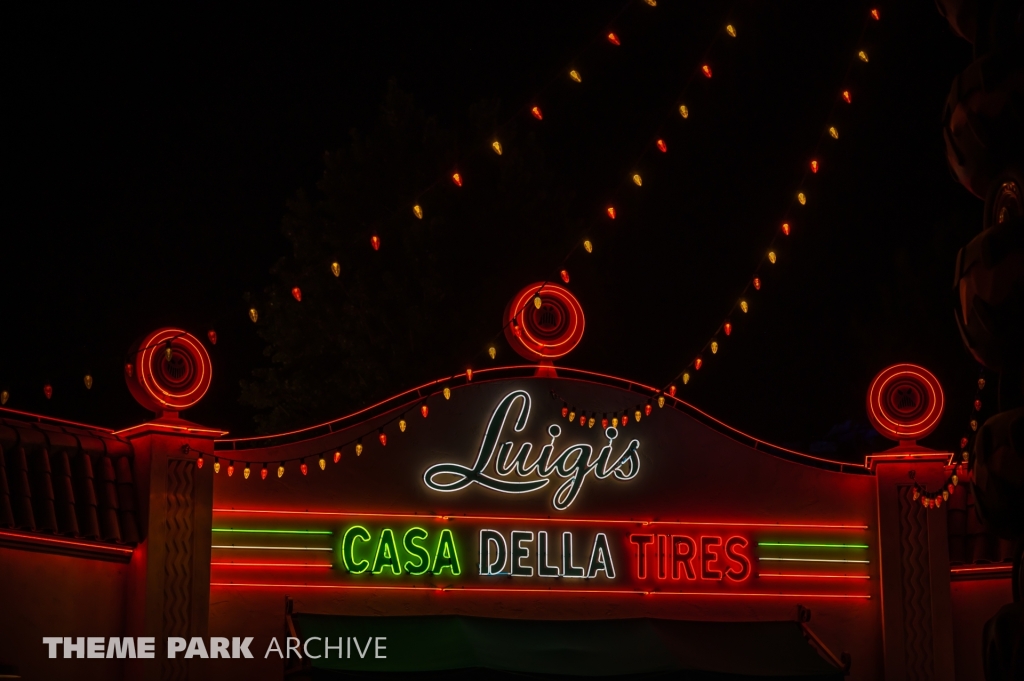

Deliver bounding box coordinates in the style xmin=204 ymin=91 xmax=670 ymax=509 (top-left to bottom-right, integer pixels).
xmin=951 ymin=577 xmax=1013 ymax=681
xmin=0 ymin=546 xmax=128 ymax=680
xmin=209 ymin=377 xmax=885 ymax=680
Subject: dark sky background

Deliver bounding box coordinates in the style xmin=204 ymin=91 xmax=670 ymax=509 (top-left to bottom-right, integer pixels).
xmin=3 ymin=1 xmax=981 ymax=460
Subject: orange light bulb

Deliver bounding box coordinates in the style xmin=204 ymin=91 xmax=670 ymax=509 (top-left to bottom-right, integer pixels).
xmin=531 ymin=106 xmax=543 ymax=120
xmin=607 ymin=32 xmax=620 ymax=45
xmin=371 ymin=235 xmax=380 ymax=250
xmin=452 ymin=172 xmax=462 ymax=187
xmin=702 ymin=65 xmax=712 ymax=78
xmin=656 ymin=139 xmax=667 ymax=153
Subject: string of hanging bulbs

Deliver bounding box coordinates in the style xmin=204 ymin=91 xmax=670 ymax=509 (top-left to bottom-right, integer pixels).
xmin=246 ymin=0 xmax=731 ymax=323
xmin=555 ymin=7 xmax=883 ymax=421
xmin=913 ymin=371 xmax=986 ymax=510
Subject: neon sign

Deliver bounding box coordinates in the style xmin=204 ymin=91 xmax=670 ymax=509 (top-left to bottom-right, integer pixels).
xmin=479 ymin=529 xmax=615 ymax=578
xmin=340 ymin=526 xmax=461 ymax=576
xmin=423 ymin=390 xmax=640 ymax=510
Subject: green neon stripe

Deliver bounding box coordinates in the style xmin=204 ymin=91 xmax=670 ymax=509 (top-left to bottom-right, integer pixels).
xmin=759 ymin=557 xmax=870 ymax=564
xmin=758 ymin=542 xmax=868 ymax=549
xmin=212 ymin=528 xmax=332 ymax=535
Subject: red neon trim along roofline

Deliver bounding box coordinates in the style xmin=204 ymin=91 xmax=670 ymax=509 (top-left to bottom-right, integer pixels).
xmin=212 ymin=508 xmax=869 ymax=530
xmin=210 ymin=365 xmax=865 ymax=470
xmin=950 ymin=565 xmax=1013 ymax=575
xmin=0 ymin=529 xmax=134 ymax=555
xmin=0 ymin=406 xmax=116 ymax=433
xmin=210 ymin=582 xmax=870 ymax=599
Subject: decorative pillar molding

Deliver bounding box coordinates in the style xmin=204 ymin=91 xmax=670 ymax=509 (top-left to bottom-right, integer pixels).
xmin=119 ymin=327 xmax=222 ymax=680
xmin=872 ymin=452 xmax=956 ymax=681
xmin=122 ymin=422 xmax=222 ymax=681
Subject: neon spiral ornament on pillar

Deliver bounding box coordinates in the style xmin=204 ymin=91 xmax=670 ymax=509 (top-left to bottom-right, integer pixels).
xmin=503 ymin=283 xmax=584 ymax=362
xmin=126 ymin=328 xmax=212 ymax=415
xmin=866 ymin=364 xmax=944 ymax=444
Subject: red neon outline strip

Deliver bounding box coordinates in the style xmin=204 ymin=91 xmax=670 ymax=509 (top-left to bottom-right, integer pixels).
xmin=212 ymin=545 xmax=332 ymax=551
xmin=758 ymin=573 xmax=870 ymax=580
xmin=211 ymin=562 xmax=333 ymax=568
xmin=211 ymin=508 xmax=868 ymax=530
xmin=0 ymin=529 xmax=134 ymax=555
xmin=0 ymin=407 xmax=115 ymax=433
xmin=950 ymin=565 xmax=1012 ymax=575
xmin=210 ymin=582 xmax=870 ymax=599
xmin=213 ymin=366 xmax=865 ymax=469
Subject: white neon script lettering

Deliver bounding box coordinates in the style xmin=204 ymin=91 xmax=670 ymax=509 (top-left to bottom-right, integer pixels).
xmin=423 ymin=390 xmax=640 ymax=509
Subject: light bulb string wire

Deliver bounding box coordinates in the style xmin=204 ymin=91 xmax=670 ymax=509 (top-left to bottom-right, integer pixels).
xmin=544 ymin=7 xmax=880 ymax=418
xmin=382 ymin=0 xmax=653 ymax=219
xmin=381 ymin=5 xmax=742 ymax=379
xmin=653 ymin=9 xmax=877 ymax=395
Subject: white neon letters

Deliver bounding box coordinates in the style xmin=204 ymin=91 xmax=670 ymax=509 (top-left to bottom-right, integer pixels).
xmin=478 ymin=530 xmax=615 ymax=579
xmin=424 ymin=390 xmax=640 ymax=509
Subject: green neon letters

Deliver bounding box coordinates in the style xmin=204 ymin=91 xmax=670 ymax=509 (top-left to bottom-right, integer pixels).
xmin=371 ymin=529 xmax=402 ymax=575
xmin=341 ymin=526 xmax=372 ymax=574
xmin=339 ymin=526 xmax=460 ymax=577
xmin=403 ymin=528 xmax=431 ymax=575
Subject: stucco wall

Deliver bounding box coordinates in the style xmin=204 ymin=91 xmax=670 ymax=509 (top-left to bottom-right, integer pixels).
xmin=0 ymin=546 xmax=128 ymax=680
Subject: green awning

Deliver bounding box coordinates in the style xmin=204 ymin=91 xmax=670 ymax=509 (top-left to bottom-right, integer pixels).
xmin=290 ymin=614 xmax=845 ymax=679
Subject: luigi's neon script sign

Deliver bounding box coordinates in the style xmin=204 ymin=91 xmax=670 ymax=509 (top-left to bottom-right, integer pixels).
xmin=423 ymin=390 xmax=641 ymax=510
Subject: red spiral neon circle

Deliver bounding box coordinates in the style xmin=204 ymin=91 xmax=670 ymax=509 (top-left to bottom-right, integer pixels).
xmin=866 ymin=364 xmax=944 ymax=442
xmin=126 ymin=328 xmax=212 ymax=412
xmin=503 ymin=283 xmax=585 ymax=361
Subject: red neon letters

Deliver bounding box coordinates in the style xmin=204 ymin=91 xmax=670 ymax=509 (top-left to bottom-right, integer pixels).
xmin=630 ymin=534 xmax=750 ymax=582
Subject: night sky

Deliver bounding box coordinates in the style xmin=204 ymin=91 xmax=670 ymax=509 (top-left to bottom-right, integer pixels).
xmin=4 ymin=1 xmax=980 ymax=460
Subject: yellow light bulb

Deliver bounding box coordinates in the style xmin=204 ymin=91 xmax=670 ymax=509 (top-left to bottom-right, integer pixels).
xmin=277 ymin=465 xmax=284 ymax=478
xmin=331 ymin=261 xmax=340 ymax=277
xmin=645 ymin=0 xmax=656 ymax=6
xmin=443 ymin=386 xmax=451 ymax=400
xmin=612 ymin=417 xmax=619 ymax=428
xmin=679 ymin=105 xmax=689 ymax=119
xmin=829 ymin=126 xmax=838 ymax=139
xmin=711 ymin=341 xmax=718 ymax=354
xmin=319 ymin=456 xmax=326 ymax=470
xmin=657 ymin=396 xmax=665 ymax=408
xmin=84 ymin=375 xmax=93 ymax=389
xmin=569 ymin=69 xmax=581 ymax=83
xmin=243 ymin=465 xmax=251 ymax=479
xmin=0 ymin=390 xmax=7 ymax=405
xmin=355 ymin=443 xmax=363 ymax=456
xmin=584 ymin=240 xmax=593 ymax=253
xmin=492 ymin=141 xmax=502 ymax=155
xmin=488 ymin=346 xmax=496 ymax=359
xmin=214 ymin=460 xmax=221 ymax=474
xmin=858 ymin=50 xmax=868 ymax=62
xmin=632 ymin=174 xmax=642 ymax=186
xmin=413 ymin=204 xmax=423 ymax=219
xmin=568 ymin=411 xmax=576 ymax=422
xmin=533 ymin=296 xmax=542 ymax=309
xmin=249 ymin=308 xmax=258 ymax=323
xmin=797 ymin=192 xmax=806 ymax=205
xmin=634 ymin=410 xmax=641 ymax=422
xmin=726 ymin=24 xmax=736 ymax=37
xmin=740 ymin=300 xmax=749 ymax=313
xmin=682 ymin=372 xmax=690 ymax=384
xmin=768 ymin=251 xmax=777 ymax=264
xmin=399 ymin=419 xmax=407 ymax=432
